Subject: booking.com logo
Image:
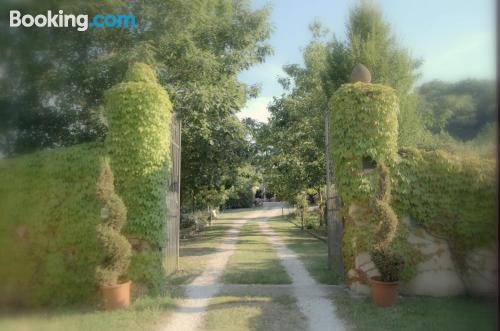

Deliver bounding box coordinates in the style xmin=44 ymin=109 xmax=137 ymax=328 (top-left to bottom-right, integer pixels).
xmin=10 ymin=10 xmax=137 ymax=32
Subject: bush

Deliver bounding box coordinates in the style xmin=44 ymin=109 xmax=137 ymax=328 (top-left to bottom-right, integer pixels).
xmin=105 ymin=62 xmax=172 ymax=248
xmin=0 ymin=143 xmax=103 ymax=306
xmin=330 ymin=83 xmax=418 ymax=280
xmin=370 ymin=247 xmax=405 ymax=282
xmin=226 ymin=189 xmax=254 ymax=209
xmin=95 ymin=159 xmax=131 ymax=286
xmin=104 ymin=63 xmax=173 ymax=291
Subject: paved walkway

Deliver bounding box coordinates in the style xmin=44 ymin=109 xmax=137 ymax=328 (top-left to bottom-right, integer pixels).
xmin=161 ymin=203 xmax=346 ymax=331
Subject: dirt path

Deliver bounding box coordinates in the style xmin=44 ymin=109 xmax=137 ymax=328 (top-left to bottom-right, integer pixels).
xmin=257 ymin=208 xmax=347 ymax=331
xmin=160 ymin=218 xmax=247 ymax=331
xmin=161 ymin=206 xmax=283 ymax=331
xmin=161 ymin=203 xmax=346 ymax=331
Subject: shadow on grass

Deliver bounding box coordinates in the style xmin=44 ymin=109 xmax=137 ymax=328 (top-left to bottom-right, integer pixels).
xmin=203 ymin=295 xmax=307 ymax=331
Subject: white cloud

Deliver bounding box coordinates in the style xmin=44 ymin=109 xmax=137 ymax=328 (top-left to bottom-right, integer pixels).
xmin=237 ymin=96 xmax=274 ymax=123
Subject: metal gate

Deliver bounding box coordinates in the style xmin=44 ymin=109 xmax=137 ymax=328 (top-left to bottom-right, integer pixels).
xmin=165 ymin=114 xmax=181 ymax=275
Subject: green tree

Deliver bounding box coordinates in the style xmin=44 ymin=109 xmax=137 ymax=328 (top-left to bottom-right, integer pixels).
xmin=417 ymin=79 xmax=496 ymax=140
xmin=0 ymin=0 xmax=272 ymax=212
xmin=324 ymin=0 xmax=425 ymax=147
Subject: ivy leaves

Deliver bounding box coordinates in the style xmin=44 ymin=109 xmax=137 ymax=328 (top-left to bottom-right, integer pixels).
xmin=329 ymin=82 xmax=399 ymax=205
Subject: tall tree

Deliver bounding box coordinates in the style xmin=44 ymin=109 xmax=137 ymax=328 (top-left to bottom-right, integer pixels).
xmin=324 ymin=0 xmax=425 ymax=147
xmin=417 ymin=79 xmax=496 ymax=140
xmin=0 ymin=0 xmax=272 ymax=210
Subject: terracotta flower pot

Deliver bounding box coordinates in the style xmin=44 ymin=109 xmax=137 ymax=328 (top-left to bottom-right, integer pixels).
xmin=101 ymin=281 xmax=131 ymax=310
xmin=370 ymin=276 xmax=398 ymax=307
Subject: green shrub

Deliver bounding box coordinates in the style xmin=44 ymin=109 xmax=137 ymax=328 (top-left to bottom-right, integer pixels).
xmin=329 ymin=83 xmax=416 ymax=280
xmin=0 ymin=63 xmax=176 ymax=304
xmin=370 ymin=247 xmax=405 ymax=282
xmin=0 ymin=143 xmax=103 ymax=306
xmin=393 ymin=148 xmax=496 ymax=258
xmin=104 ymin=62 xmax=173 ymax=291
xmin=226 ymin=190 xmax=254 ymax=209
xmin=329 ymin=82 xmax=399 ymax=205
xmin=95 ymin=159 xmax=131 ymax=286
xmin=369 ymin=163 xmax=405 ymax=282
xmin=331 ymin=83 xmax=495 ymax=279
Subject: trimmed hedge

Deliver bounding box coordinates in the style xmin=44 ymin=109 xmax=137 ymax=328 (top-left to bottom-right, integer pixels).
xmin=105 ymin=63 xmax=173 ymax=291
xmin=0 ymin=63 xmax=174 ymax=305
xmin=0 ymin=143 xmax=103 ymax=306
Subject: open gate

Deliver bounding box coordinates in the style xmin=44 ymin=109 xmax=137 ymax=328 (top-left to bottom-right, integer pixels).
xmin=165 ymin=114 xmax=181 ymax=275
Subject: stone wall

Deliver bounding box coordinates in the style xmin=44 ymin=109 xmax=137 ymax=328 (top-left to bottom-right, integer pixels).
xmin=346 ymin=204 xmax=497 ymax=297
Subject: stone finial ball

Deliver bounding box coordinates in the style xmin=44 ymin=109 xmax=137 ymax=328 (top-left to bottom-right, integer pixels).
xmin=350 ymin=63 xmax=372 ymax=83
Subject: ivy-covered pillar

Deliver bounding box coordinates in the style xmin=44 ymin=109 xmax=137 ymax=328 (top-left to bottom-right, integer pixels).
xmin=328 ymin=64 xmax=401 ymax=293
xmin=104 ymin=63 xmax=173 ymax=292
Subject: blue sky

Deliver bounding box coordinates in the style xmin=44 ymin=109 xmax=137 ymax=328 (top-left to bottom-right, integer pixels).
xmin=237 ymin=0 xmax=496 ymax=122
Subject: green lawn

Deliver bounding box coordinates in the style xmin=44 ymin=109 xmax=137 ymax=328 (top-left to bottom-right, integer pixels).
xmin=168 ymin=207 xmax=264 ymax=285
xmin=167 ymin=221 xmax=232 ymax=285
xmin=0 ymin=292 xmax=180 ymax=331
xmin=203 ymin=295 xmax=307 ymax=331
xmin=333 ymin=295 xmax=497 ymax=331
xmin=222 ymin=221 xmax=292 ymax=284
xmin=267 ymin=216 xmax=341 ymax=284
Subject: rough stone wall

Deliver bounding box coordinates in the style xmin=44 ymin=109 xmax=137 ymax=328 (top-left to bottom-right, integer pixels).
xmin=346 ymin=204 xmax=497 ymax=297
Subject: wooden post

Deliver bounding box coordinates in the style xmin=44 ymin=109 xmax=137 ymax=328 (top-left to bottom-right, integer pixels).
xmin=324 ymin=109 xmax=344 ymax=276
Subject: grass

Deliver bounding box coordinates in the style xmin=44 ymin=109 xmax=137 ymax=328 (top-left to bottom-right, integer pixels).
xmin=267 ymin=216 xmax=342 ymax=284
xmin=222 ymin=221 xmax=292 ymax=284
xmin=333 ymin=295 xmax=497 ymax=331
xmin=168 ymin=207 xmax=265 ymax=285
xmin=203 ymin=294 xmax=307 ymax=331
xmin=0 ymin=292 xmax=180 ymax=331
xmin=290 ymin=210 xmax=327 ymax=237
xmin=167 ymin=220 xmax=232 ymax=285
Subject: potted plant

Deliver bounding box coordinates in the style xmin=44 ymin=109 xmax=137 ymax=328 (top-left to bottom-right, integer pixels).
xmin=96 ymin=158 xmax=132 ymax=310
xmin=369 ymin=246 xmax=404 ymax=307
xmin=368 ymin=163 xmax=404 ymax=307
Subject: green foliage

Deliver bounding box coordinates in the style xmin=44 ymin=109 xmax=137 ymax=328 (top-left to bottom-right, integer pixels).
xmin=225 ymin=165 xmax=259 ymax=209
xmin=127 ymin=253 xmax=167 ymax=296
xmin=1 ymin=0 xmax=272 ymax=156
xmin=329 ymin=82 xmax=399 ymax=205
xmin=95 ymin=159 xmax=131 ymax=286
xmin=124 ymin=63 xmax=158 ymax=84
xmin=258 ymin=26 xmax=328 ymax=204
xmin=369 ymin=163 xmax=405 ymax=282
xmin=0 ymin=143 xmax=103 ymax=306
xmin=331 ymin=82 xmax=420 ymax=281
xmin=393 ymin=148 xmax=496 ymax=254
xmin=105 ymin=63 xmax=172 ymax=249
xmin=370 ymin=247 xmax=405 ymax=282
xmin=342 ymin=208 xmax=419 ymax=282
xmin=417 ymin=80 xmax=496 ymax=140
xmin=105 ymin=63 xmax=172 ymax=291
xmin=324 ymin=0 xmax=426 ymax=148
